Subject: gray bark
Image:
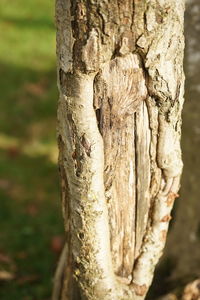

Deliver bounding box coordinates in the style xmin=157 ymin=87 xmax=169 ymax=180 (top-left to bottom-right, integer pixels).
xmin=54 ymin=1 xmax=185 ymax=299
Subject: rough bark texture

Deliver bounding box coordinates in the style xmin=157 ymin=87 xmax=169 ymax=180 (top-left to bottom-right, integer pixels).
xmin=54 ymin=1 xmax=185 ymax=299
xmin=158 ymin=0 xmax=200 ymax=288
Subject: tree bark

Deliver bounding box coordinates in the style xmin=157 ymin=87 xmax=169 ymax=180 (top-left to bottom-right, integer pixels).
xmin=159 ymin=0 xmax=200 ymax=287
xmin=54 ymin=1 xmax=185 ymax=299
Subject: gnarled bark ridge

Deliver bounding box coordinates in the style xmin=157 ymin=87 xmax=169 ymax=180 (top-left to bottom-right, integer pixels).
xmin=54 ymin=0 xmax=185 ymax=299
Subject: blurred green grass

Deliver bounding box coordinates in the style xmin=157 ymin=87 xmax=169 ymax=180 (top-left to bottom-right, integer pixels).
xmin=0 ymin=1 xmax=63 ymax=299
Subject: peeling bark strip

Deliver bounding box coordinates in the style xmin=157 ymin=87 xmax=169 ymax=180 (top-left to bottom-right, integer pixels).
xmin=54 ymin=0 xmax=185 ymax=299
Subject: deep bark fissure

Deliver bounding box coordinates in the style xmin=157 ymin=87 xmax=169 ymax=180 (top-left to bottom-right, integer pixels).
xmin=134 ymin=111 xmax=138 ymax=267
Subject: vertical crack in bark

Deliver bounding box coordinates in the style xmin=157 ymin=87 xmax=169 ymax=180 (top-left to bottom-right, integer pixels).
xmin=134 ymin=112 xmax=138 ymax=264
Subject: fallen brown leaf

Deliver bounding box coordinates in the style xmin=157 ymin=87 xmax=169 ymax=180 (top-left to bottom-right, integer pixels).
xmin=50 ymin=235 xmax=64 ymax=254
xmin=0 ymin=179 xmax=11 ymax=190
xmin=24 ymin=79 xmax=48 ymax=97
xmin=6 ymin=146 xmax=21 ymax=158
xmin=0 ymin=253 xmax=12 ymax=264
xmin=0 ymin=252 xmax=17 ymax=272
xmin=16 ymin=251 xmax=28 ymax=259
xmin=17 ymin=274 xmax=39 ymax=285
xmin=26 ymin=203 xmax=39 ymax=216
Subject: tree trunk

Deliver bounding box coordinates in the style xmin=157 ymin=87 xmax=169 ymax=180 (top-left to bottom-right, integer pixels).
xmin=156 ymin=0 xmax=200 ymax=289
xmin=54 ymin=1 xmax=185 ymax=299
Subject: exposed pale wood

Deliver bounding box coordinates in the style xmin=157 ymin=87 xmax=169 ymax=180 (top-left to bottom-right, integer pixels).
xmin=94 ymin=53 xmax=147 ymax=279
xmin=134 ymin=101 xmax=151 ymax=260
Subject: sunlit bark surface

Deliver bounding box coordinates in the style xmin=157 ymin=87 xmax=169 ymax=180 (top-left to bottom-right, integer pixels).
xmin=54 ymin=1 xmax=185 ymax=299
xmin=154 ymin=0 xmax=200 ymax=292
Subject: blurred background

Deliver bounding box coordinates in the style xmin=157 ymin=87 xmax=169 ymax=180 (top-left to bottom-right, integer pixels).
xmin=0 ymin=1 xmax=63 ymax=299
xmin=0 ymin=0 xmax=199 ymax=299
